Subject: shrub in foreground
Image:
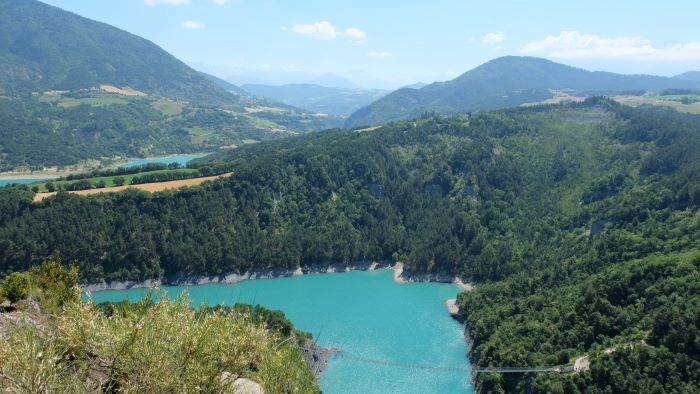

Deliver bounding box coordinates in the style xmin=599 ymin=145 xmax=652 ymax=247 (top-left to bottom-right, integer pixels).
xmin=1 ymin=272 xmax=30 ymax=303
xmin=0 ymin=291 xmax=319 ymax=392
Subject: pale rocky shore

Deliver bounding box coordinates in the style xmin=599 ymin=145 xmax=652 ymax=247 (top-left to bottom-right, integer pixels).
xmin=82 ymin=262 xmax=477 ymax=293
xmin=391 ymin=262 xmax=476 ymax=290
xmin=82 ymin=261 xmax=477 ymax=293
xmin=0 ymin=174 xmax=60 ymax=180
xmin=300 ymin=338 xmax=341 ymax=379
xmin=81 ymin=262 xmax=389 ymax=292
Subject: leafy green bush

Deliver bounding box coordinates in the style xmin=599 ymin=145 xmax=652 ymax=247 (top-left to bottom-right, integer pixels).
xmin=29 ymin=259 xmax=79 ymax=313
xmin=1 ymin=272 xmax=30 ymax=303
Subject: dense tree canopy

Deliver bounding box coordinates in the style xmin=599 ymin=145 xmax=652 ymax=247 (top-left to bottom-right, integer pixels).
xmin=0 ymin=99 xmax=698 ymax=391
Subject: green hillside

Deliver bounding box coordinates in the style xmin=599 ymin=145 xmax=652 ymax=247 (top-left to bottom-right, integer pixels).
xmin=0 ymin=1 xmax=342 ymax=170
xmin=0 ymin=99 xmax=698 ymax=391
xmin=346 ymin=56 xmax=700 ymax=127
xmin=0 ymin=0 xmax=237 ymax=105
xmin=675 ymin=71 xmax=700 ymax=81
xmin=0 ymin=92 xmax=338 ymax=171
xmin=199 ymin=72 xmax=250 ymax=97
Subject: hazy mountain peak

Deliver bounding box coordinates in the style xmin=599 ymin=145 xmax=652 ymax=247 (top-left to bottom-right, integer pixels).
xmin=674 ymin=71 xmax=700 ymax=81
xmin=346 ymin=56 xmax=700 ymax=127
xmin=307 ymin=74 xmax=360 ymax=89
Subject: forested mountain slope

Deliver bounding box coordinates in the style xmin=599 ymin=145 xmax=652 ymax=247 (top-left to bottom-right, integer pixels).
xmin=0 ymin=0 xmax=341 ymax=170
xmin=0 ymin=99 xmax=697 ymax=281
xmin=346 ymin=56 xmax=700 ymax=127
xmin=675 ymin=71 xmax=700 ymax=81
xmin=0 ymin=99 xmax=698 ymax=391
xmin=0 ymin=0 xmax=233 ymax=104
xmin=0 ymin=92 xmax=338 ymax=171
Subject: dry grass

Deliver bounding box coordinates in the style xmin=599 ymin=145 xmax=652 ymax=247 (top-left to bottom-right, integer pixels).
xmin=613 ymin=95 xmax=700 ymax=114
xmin=1 ymin=294 xmax=318 ymax=392
xmin=99 ymin=85 xmax=147 ymax=97
xmin=244 ymin=106 xmax=283 ymax=114
xmin=33 ymin=173 xmax=232 ymax=203
xmin=521 ymin=90 xmax=586 ymax=106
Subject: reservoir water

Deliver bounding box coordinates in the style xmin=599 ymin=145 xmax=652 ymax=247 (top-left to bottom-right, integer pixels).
xmin=119 ymin=154 xmax=205 ymax=169
xmin=0 ymin=178 xmax=52 ymax=187
xmin=88 ymin=269 xmax=474 ymax=393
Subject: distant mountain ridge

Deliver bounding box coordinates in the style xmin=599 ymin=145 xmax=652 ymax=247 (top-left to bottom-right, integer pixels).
xmin=199 ymin=72 xmax=249 ymax=97
xmin=346 ymin=56 xmax=700 ymax=127
xmin=242 ymin=83 xmax=389 ymax=116
xmin=675 ymin=71 xmax=700 ymax=81
xmin=227 ymin=72 xmax=360 ymax=89
xmin=402 ymin=82 xmax=428 ymax=90
xmin=0 ymin=0 xmax=237 ymax=105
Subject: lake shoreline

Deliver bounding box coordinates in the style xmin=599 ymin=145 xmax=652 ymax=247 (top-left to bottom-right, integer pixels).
xmin=81 ymin=261 xmax=476 ymax=293
xmin=83 ymin=262 xmax=470 ymax=390
xmin=0 ymin=174 xmax=61 ymax=181
xmin=81 ymin=261 xmax=478 ymax=360
xmin=0 ymin=153 xmax=209 ymax=180
xmin=301 ymin=338 xmax=341 ymax=379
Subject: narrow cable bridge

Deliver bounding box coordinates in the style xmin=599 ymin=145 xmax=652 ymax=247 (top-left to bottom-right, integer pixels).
xmin=335 ymin=351 xmax=573 ymax=374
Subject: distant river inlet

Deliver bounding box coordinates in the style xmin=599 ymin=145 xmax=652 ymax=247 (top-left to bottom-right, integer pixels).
xmin=0 ymin=154 xmax=206 ymax=187
xmin=88 ymin=269 xmax=474 ymax=393
xmin=0 ymin=178 xmax=54 ymax=187
xmin=118 ymin=153 xmax=205 ymax=169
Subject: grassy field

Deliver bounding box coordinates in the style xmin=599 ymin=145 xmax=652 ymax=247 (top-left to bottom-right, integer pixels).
xmin=613 ymin=95 xmax=700 ymax=114
xmin=55 ymin=97 xmax=130 ymax=108
xmin=37 ymin=94 xmax=129 ymax=107
xmin=32 ymin=168 xmax=199 ymax=192
xmin=152 ymin=99 xmax=184 ymax=116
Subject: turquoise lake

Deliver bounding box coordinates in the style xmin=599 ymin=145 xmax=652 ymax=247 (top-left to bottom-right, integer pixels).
xmin=0 ymin=178 xmax=52 ymax=187
xmin=88 ymin=269 xmax=474 ymax=393
xmin=119 ymin=154 xmax=206 ymax=169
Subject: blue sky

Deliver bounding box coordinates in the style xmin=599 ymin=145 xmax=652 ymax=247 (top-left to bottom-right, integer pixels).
xmin=42 ymin=0 xmax=700 ymax=88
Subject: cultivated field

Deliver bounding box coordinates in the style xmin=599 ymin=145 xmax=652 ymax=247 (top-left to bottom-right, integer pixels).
xmin=99 ymin=84 xmax=147 ymax=96
xmin=33 ymin=173 xmax=232 ymax=202
xmin=32 ymin=168 xmax=200 ymax=192
xmin=613 ymin=95 xmax=700 ymax=114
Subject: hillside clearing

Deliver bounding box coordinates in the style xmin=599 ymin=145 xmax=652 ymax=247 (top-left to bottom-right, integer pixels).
xmin=98 ymin=85 xmax=147 ymax=96
xmin=613 ymin=95 xmax=700 ymax=114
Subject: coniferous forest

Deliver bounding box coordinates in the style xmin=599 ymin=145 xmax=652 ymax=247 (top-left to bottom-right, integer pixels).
xmin=1 ymin=99 xmax=698 ymax=391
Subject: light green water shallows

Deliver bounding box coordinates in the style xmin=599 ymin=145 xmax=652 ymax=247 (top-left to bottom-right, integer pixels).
xmin=88 ymin=269 xmax=474 ymax=393
xmin=0 ymin=178 xmax=51 ymax=187
xmin=119 ymin=154 xmax=205 ymax=169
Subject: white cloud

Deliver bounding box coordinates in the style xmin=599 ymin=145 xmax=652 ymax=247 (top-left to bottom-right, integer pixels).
xmin=291 ymin=21 xmax=337 ymax=40
xmin=182 ymin=20 xmax=205 ymax=30
xmin=290 ymin=22 xmax=368 ymax=42
xmin=522 ymin=30 xmax=700 ymax=61
xmin=367 ymin=51 xmax=391 ymax=58
xmin=343 ymin=27 xmax=367 ymax=43
xmin=145 ymin=0 xmax=189 ymax=6
xmin=213 ymin=0 xmax=227 ymax=4
xmin=481 ymin=32 xmax=505 ymax=44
